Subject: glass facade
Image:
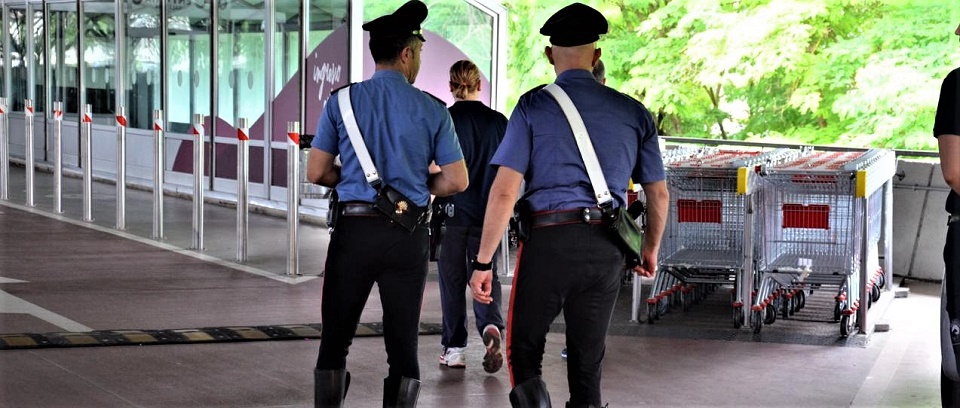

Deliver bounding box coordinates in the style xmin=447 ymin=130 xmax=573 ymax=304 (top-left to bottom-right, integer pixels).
xmin=47 ymin=1 xmax=79 ymax=120
xmin=1 ymin=0 xmax=506 ymax=204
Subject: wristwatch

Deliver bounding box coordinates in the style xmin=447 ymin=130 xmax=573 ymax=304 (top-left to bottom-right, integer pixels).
xmin=471 ymin=257 xmax=493 ymax=271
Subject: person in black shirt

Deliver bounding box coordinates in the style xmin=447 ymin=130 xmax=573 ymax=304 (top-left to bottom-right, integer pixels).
xmin=935 ymin=21 xmax=960 ymax=408
xmin=434 ymin=59 xmax=508 ymax=374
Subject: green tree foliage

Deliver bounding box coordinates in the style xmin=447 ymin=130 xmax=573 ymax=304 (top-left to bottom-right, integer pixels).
xmin=502 ymin=0 xmax=960 ymax=150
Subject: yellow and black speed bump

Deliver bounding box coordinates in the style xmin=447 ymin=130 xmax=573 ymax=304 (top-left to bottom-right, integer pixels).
xmin=0 ymin=322 xmax=442 ymax=350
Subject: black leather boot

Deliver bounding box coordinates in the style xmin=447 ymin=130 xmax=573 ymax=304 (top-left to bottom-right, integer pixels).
xmin=314 ymin=369 xmax=349 ymax=408
xmin=383 ymin=376 xmax=421 ymax=408
xmin=509 ymin=377 xmax=552 ymax=408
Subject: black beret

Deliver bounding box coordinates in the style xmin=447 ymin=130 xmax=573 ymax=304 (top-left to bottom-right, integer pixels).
xmin=539 ymin=2 xmax=608 ymax=47
xmin=362 ymin=1 xmax=428 ymax=42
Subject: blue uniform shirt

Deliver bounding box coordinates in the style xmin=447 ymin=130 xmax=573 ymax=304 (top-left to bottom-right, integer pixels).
xmin=491 ymin=69 xmax=664 ymax=212
xmin=312 ymin=70 xmax=464 ymax=207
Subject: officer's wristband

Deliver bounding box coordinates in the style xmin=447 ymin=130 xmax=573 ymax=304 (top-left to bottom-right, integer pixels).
xmin=471 ymin=257 xmax=493 ymax=271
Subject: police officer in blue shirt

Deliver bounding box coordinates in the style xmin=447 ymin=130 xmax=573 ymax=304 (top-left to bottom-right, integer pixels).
xmin=307 ymin=1 xmax=468 ymax=407
xmin=468 ymin=3 xmax=669 ymax=407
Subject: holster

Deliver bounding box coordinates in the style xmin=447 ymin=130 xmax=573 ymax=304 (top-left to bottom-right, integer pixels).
xmin=429 ymin=202 xmax=449 ymax=262
xmin=374 ymin=184 xmax=428 ymax=233
xmin=326 ymin=189 xmax=340 ymax=230
xmin=513 ymin=198 xmax=532 ymax=242
xmin=603 ymin=204 xmax=643 ymax=265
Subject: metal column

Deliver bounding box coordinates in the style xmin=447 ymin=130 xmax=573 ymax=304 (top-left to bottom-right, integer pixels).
xmin=53 ymin=102 xmax=63 ymax=213
xmin=153 ymin=110 xmax=165 ymax=239
xmin=883 ymin=178 xmax=893 ymax=291
xmin=286 ymin=122 xmax=300 ymax=276
xmin=24 ymin=99 xmax=34 ymax=207
xmin=81 ymin=104 xmax=93 ymax=222
xmin=116 ymin=108 xmax=127 ymax=229
xmin=237 ymin=118 xmax=250 ymax=262
xmin=0 ymin=97 xmax=7 ymax=201
xmin=192 ymin=114 xmax=205 ymax=250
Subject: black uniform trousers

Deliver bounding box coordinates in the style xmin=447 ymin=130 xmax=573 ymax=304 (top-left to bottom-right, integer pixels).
xmin=437 ymin=224 xmax=505 ymax=348
xmin=508 ymin=221 xmax=623 ymax=406
xmin=944 ymin=218 xmax=960 ymax=407
xmin=315 ymin=214 xmax=429 ymax=381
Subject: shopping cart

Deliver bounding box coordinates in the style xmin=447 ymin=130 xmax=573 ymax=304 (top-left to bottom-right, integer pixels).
xmin=646 ymin=147 xmax=800 ymax=328
xmin=299 ymin=148 xmax=331 ymax=200
xmin=752 ymin=148 xmax=896 ymax=336
xmin=628 ymin=145 xmax=703 ymax=322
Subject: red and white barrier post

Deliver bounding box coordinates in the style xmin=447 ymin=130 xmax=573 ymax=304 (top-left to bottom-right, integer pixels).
xmin=82 ymin=104 xmax=93 ymax=222
xmin=24 ymin=99 xmax=34 ymax=207
xmin=153 ymin=110 xmax=165 ymax=239
xmin=116 ymin=107 xmax=127 ymax=229
xmin=52 ymin=102 xmax=63 ymax=213
xmin=192 ymin=113 xmax=205 ymax=250
xmin=0 ymin=97 xmax=8 ymax=200
xmin=286 ymin=121 xmax=300 ymax=276
xmin=236 ymin=118 xmax=250 ymax=262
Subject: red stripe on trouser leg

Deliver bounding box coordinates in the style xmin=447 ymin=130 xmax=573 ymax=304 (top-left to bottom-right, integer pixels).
xmin=506 ymin=241 xmax=524 ymax=388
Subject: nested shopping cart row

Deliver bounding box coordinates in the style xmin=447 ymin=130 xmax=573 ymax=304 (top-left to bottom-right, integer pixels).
xmin=644 ymin=147 xmax=895 ymax=337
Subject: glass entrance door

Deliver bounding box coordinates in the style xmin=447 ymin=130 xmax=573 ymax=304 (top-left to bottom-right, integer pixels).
xmin=212 ymin=0 xmax=266 ymax=197
xmin=165 ymin=1 xmax=211 ymax=188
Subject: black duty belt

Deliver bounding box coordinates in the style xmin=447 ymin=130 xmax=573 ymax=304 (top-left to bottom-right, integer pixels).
xmin=340 ymin=202 xmax=430 ymax=226
xmin=531 ymin=208 xmax=605 ymax=228
xmin=341 ymin=202 xmax=380 ymax=217
xmin=950 ymin=213 xmax=960 ymax=225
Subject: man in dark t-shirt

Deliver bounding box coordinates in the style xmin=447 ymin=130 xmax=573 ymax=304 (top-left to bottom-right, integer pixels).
xmin=434 ymin=60 xmax=508 ymax=374
xmin=934 ymin=21 xmax=960 ymax=408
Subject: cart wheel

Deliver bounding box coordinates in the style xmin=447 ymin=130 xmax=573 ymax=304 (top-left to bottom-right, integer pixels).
xmin=878 ymin=273 xmax=886 ymax=289
xmin=840 ymin=314 xmax=857 ymax=337
xmin=764 ymin=304 xmax=777 ymax=325
xmin=733 ymin=306 xmax=745 ymax=329
xmin=682 ymin=293 xmax=691 ymax=312
xmin=797 ymin=290 xmax=806 ymax=310
xmin=751 ymin=310 xmax=763 ymax=334
xmin=833 ymin=301 xmax=843 ymax=322
xmin=647 ymin=304 xmax=656 ymax=324
xmin=781 ymin=297 xmax=791 ymax=319
xmin=658 ymin=298 xmax=671 ymax=317
xmin=871 ymin=284 xmax=881 ymax=303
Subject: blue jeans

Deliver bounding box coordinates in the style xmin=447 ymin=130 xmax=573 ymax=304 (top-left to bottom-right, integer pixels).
xmin=437 ymin=225 xmax=504 ymax=348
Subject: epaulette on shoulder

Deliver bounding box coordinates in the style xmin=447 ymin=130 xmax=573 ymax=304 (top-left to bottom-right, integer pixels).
xmin=524 ymin=84 xmax=548 ymax=98
xmin=330 ymin=82 xmax=355 ymax=96
xmin=619 ymin=91 xmax=646 ymax=108
xmin=421 ymin=90 xmax=447 ymax=106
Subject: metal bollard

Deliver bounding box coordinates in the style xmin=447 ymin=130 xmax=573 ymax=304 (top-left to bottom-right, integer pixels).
xmin=53 ymin=102 xmax=63 ymax=213
xmin=24 ymin=99 xmax=34 ymax=207
xmin=286 ymin=122 xmax=300 ymax=276
xmin=236 ymin=118 xmax=249 ymax=262
xmin=116 ymin=107 xmax=127 ymax=229
xmin=0 ymin=97 xmax=9 ymax=200
xmin=153 ymin=110 xmax=165 ymax=239
xmin=81 ymin=104 xmax=93 ymax=222
xmin=192 ymin=114 xmax=204 ymax=250
xmin=631 ymin=272 xmax=642 ymax=322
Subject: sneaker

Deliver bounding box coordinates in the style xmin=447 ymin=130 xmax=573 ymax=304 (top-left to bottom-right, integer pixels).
xmin=439 ymin=347 xmax=466 ymax=368
xmin=482 ymin=325 xmax=503 ymax=373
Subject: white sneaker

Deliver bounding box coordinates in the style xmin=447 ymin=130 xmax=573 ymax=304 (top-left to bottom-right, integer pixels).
xmin=439 ymin=347 xmax=466 ymax=368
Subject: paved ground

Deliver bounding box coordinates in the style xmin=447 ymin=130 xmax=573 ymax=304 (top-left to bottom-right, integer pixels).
xmin=0 ymin=164 xmax=944 ymax=407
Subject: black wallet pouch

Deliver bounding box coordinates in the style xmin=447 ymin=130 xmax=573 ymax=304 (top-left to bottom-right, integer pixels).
xmin=326 ymin=189 xmax=339 ymax=229
xmin=374 ymin=184 xmax=427 ymax=233
xmin=513 ymin=198 xmax=532 ymax=241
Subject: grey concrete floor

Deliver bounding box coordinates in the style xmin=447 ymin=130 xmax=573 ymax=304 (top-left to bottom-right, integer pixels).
xmin=0 ymin=164 xmax=944 ymax=407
